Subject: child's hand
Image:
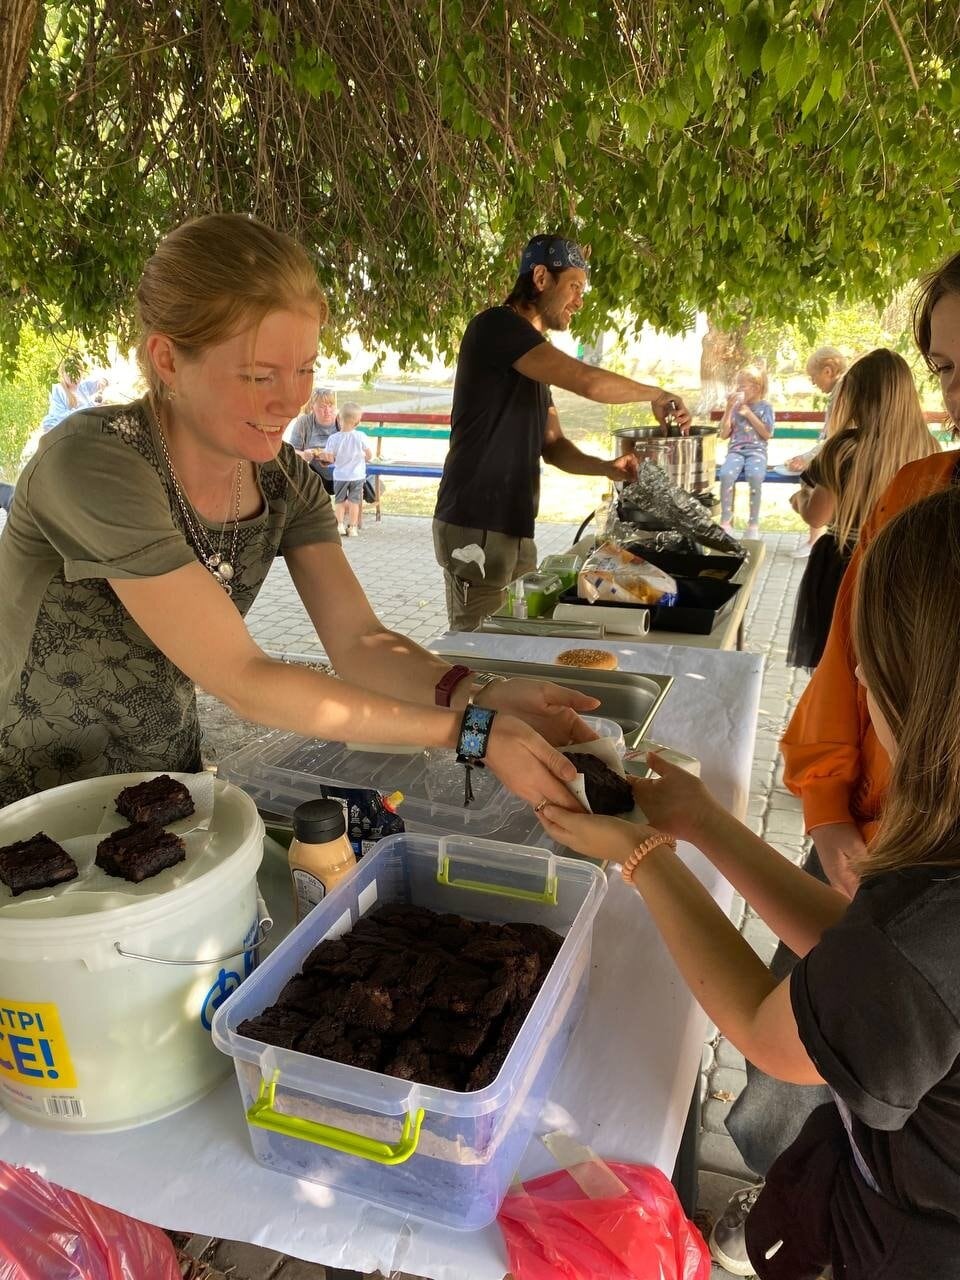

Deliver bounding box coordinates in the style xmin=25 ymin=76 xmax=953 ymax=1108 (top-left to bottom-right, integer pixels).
xmin=536 ymin=803 xmax=643 ymax=864
xmin=630 ymin=751 xmax=719 ymax=843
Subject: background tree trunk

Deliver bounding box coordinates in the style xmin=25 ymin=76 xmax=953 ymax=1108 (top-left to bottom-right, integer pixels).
xmin=697 ymin=318 xmax=750 ymax=414
xmin=0 ymin=0 xmax=40 ymax=172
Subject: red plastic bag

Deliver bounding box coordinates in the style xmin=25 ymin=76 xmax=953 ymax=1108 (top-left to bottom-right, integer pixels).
xmin=498 ymin=1144 xmax=710 ymax=1280
xmin=0 ymin=1162 xmax=181 ymax=1280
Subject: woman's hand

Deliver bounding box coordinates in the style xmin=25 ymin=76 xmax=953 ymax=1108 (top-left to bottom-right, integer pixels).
xmin=785 ymin=454 xmax=807 ymax=473
xmin=537 ymin=800 xmax=646 ymax=862
xmin=484 ymin=715 xmax=585 ymax=811
xmin=630 ymin=752 xmax=720 ymax=844
xmin=476 ymin=677 xmax=600 ymax=747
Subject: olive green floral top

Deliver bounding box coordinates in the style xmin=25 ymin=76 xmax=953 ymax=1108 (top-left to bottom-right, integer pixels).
xmin=0 ymin=401 xmax=339 ymax=805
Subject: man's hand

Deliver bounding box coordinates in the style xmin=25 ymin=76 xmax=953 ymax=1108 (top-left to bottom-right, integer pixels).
xmin=809 ymin=822 xmax=864 ymax=899
xmin=606 ymin=453 xmax=639 ymax=483
xmin=651 ymin=392 xmax=692 ymax=431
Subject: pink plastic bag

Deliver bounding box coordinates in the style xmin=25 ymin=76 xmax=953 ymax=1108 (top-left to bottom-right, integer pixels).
xmin=0 ymin=1162 xmax=181 ymax=1280
xmin=498 ymin=1148 xmax=710 ymax=1280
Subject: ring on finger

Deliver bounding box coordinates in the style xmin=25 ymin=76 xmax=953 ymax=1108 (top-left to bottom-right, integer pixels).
xmin=534 ymin=798 xmax=548 ymax=815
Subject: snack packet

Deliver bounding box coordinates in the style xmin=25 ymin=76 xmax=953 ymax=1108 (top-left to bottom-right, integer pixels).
xmin=578 ymin=541 xmax=679 ymax=607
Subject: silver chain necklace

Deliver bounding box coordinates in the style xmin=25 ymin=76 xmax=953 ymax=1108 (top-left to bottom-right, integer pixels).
xmin=155 ymin=425 xmax=243 ymax=596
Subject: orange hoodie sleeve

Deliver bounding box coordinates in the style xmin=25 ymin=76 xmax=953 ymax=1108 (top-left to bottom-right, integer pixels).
xmin=781 ymin=451 xmax=957 ymax=837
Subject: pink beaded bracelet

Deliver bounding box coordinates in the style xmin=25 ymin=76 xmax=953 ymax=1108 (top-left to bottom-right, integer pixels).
xmin=620 ymin=831 xmax=677 ymax=885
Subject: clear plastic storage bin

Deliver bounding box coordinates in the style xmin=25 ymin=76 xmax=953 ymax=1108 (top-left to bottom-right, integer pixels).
xmin=211 ymin=833 xmax=606 ymax=1230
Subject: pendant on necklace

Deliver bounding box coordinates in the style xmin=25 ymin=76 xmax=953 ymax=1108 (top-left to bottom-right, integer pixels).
xmin=205 ymin=553 xmax=221 ymax=569
xmin=214 ymin=560 xmax=235 ymax=583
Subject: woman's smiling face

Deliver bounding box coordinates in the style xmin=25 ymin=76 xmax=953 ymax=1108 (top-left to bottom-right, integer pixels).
xmin=162 ymin=308 xmax=319 ymax=463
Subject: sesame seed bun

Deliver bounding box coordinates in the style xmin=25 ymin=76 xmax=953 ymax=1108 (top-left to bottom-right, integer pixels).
xmin=554 ymin=648 xmax=619 ymax=670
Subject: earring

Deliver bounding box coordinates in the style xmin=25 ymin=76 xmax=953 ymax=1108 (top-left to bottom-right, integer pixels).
xmin=166 ymin=386 xmax=177 ymax=400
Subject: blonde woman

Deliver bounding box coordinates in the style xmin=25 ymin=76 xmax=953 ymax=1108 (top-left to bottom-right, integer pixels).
xmin=283 ymin=385 xmax=338 ymax=493
xmin=786 ymin=346 xmax=849 ymax=559
xmin=39 ymin=359 xmax=106 ymax=433
xmin=0 ymin=214 xmax=597 ymax=807
xmin=718 ymin=365 xmax=775 ymax=538
xmin=538 ymin=487 xmax=960 ymax=1279
xmin=787 ymin=349 xmax=938 ymax=669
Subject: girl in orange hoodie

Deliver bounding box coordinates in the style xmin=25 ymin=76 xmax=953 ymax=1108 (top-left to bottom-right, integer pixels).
xmin=781 ymin=252 xmax=960 ymax=895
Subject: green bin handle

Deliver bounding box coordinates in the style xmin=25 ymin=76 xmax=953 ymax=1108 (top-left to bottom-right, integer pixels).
xmin=436 ymin=854 xmax=558 ymax=905
xmin=247 ymin=1076 xmax=425 ymax=1166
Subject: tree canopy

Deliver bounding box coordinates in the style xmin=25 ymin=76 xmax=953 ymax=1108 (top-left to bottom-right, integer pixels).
xmin=1 ymin=1 xmax=959 ymax=367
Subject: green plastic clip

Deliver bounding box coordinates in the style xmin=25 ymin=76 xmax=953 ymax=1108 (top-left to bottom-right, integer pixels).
xmin=436 ymin=855 xmax=559 ymax=905
xmin=247 ymin=1075 xmax=425 ymax=1166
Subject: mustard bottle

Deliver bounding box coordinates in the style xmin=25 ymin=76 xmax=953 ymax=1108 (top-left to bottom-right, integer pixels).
xmin=288 ymin=799 xmax=357 ymax=923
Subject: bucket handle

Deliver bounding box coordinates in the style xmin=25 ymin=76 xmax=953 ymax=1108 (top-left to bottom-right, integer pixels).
xmin=113 ymin=916 xmax=273 ymax=966
xmin=247 ymin=1074 xmax=425 ymax=1166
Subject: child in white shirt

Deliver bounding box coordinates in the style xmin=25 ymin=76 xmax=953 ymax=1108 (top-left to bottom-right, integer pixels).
xmin=322 ymin=402 xmax=372 ymax=536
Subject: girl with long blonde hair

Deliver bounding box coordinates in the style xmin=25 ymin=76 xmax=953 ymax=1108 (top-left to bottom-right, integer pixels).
xmin=787 ymin=348 xmax=938 ymax=669
xmin=537 ymin=486 xmax=960 ymax=1279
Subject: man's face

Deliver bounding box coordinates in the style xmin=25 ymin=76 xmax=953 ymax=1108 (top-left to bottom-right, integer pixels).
xmin=535 ymin=267 xmax=587 ymax=331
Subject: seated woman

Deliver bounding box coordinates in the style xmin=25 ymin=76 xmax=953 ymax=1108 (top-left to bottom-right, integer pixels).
xmin=538 ymin=486 xmax=960 ymax=1280
xmin=0 ymin=214 xmax=595 ymax=809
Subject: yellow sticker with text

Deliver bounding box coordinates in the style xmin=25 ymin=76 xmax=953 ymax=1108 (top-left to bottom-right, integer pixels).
xmin=0 ymin=1000 xmax=77 ymax=1090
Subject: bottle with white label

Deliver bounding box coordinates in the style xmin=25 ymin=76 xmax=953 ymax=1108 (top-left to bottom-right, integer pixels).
xmin=288 ymin=799 xmax=357 ymax=923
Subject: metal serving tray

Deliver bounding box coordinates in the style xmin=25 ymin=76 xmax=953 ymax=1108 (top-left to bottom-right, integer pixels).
xmin=218 ymin=659 xmax=671 ymax=851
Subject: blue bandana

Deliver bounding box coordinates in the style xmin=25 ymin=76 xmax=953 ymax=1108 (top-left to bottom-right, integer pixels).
xmin=519 ymin=237 xmax=590 ymax=276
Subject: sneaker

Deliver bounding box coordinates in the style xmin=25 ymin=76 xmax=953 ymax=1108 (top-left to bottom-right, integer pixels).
xmin=745 ymin=524 xmax=760 ymax=540
xmin=709 ymin=1182 xmax=763 ymax=1276
xmin=791 ymin=543 xmax=812 ymax=559
xmin=347 ymin=525 xmax=360 ymax=537
xmin=337 ymin=522 xmax=347 ymax=536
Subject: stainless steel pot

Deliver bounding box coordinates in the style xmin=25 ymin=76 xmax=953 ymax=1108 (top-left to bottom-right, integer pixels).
xmin=614 ymin=425 xmax=718 ymax=493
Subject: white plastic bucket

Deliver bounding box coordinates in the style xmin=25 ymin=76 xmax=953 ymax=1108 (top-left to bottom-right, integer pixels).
xmin=0 ymin=773 xmax=264 ymax=1132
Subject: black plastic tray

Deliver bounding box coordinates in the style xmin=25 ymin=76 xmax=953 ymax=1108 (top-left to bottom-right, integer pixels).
xmin=624 ymin=547 xmax=746 ymax=582
xmin=558 ymin=577 xmax=742 ymax=635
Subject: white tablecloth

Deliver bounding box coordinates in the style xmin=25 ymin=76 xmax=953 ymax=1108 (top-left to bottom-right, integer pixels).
xmin=0 ymin=638 xmax=763 ymax=1280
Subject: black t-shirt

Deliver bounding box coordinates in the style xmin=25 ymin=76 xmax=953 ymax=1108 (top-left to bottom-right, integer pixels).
xmin=788 ymin=863 xmax=960 ymax=1264
xmin=434 ymin=306 xmax=552 ymax=539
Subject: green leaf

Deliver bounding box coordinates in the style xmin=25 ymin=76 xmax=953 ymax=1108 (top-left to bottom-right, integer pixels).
xmin=553 ymin=137 xmax=567 ymax=168
xmin=800 ymin=75 xmax=825 ymax=120
xmin=760 ymin=31 xmax=785 ymax=76
xmin=775 ymin=35 xmax=812 ymax=96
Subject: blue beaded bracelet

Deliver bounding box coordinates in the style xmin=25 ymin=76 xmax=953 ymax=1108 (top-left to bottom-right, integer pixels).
xmin=455 ymin=704 xmax=496 ymax=806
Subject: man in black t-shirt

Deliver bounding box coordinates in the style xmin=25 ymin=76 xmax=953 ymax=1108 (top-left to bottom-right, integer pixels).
xmin=433 ymin=235 xmax=692 ymax=630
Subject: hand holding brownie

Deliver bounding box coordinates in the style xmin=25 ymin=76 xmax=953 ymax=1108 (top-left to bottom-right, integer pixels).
xmin=628 ymin=751 xmax=720 ymax=845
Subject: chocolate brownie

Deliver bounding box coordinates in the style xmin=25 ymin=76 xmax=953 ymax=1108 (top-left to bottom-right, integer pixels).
xmin=385 ymin=1042 xmax=432 ymax=1082
xmin=243 ymin=905 xmax=565 ymax=1088
xmin=0 ymin=832 xmax=78 ymax=896
xmin=341 ymin=981 xmax=394 ymax=1032
xmin=425 ymin=968 xmax=490 ymax=1014
xmin=419 ymin=1010 xmax=491 ymax=1058
xmin=565 ymin=752 xmax=633 ymax=815
xmin=115 ymin=774 xmax=195 ymax=826
xmin=237 ymin=1007 xmax=312 ymax=1050
xmin=302 ymin=938 xmax=350 ymax=972
xmin=95 ymin=823 xmax=185 ymax=882
xmin=299 ymin=1014 xmax=346 ymax=1056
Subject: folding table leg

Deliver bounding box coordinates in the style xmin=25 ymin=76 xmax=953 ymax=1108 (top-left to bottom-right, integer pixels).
xmin=671 ymin=1079 xmax=701 ymax=1218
